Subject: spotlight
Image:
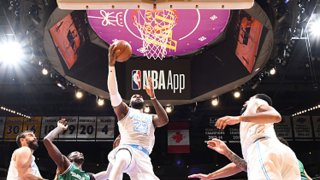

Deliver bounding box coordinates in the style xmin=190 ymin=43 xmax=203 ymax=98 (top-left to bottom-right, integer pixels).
xmin=165 ymin=105 xmax=174 ymax=113
xmin=0 ymin=41 xmax=25 ymax=65
xmin=97 ymin=97 xmax=105 ymax=106
xmin=211 ymin=98 xmax=219 ymax=107
xmin=41 ymin=68 xmax=48 ymax=75
xmin=309 ymin=18 xmax=320 ymax=37
xmin=75 ymin=90 xmax=83 ymax=99
xmin=269 ymin=68 xmax=276 ymax=75
xmin=233 ymin=91 xmax=241 ymax=98
xmin=56 ymin=81 xmax=66 ymax=90
xmin=144 ymin=106 xmax=150 ymax=113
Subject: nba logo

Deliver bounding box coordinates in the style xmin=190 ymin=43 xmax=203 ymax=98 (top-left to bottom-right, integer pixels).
xmin=132 ymin=70 xmax=141 ymax=90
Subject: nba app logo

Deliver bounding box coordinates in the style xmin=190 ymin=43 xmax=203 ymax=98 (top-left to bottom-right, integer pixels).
xmin=132 ymin=70 xmax=141 ymax=90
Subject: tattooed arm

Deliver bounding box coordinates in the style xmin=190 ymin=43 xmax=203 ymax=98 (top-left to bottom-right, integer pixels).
xmin=207 ymin=138 xmax=247 ymax=171
xmin=223 ymin=147 xmax=247 ymax=171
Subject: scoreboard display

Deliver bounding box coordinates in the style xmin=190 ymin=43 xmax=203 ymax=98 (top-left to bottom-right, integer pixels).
xmin=0 ymin=116 xmax=115 ymax=142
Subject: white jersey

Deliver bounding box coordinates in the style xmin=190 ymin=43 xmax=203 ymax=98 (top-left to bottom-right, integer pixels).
xmin=118 ymin=108 xmax=155 ymax=154
xmin=240 ymin=98 xmax=278 ymax=161
xmin=7 ymin=154 xmax=41 ymax=180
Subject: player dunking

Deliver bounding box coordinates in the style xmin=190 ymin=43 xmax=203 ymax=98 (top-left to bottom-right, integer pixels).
xmin=107 ymin=44 xmax=169 ymax=180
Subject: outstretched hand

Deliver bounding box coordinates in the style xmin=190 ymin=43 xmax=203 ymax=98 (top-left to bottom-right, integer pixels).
xmin=215 ymin=116 xmax=241 ymax=129
xmin=57 ymin=118 xmax=68 ymax=130
xmin=207 ymin=138 xmax=229 ymax=156
xmin=188 ymin=173 xmax=210 ymax=180
xmin=145 ymin=76 xmax=155 ymax=99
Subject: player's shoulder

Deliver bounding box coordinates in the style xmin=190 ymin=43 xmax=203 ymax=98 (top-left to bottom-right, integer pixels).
xmin=15 ymin=146 xmax=32 ymax=156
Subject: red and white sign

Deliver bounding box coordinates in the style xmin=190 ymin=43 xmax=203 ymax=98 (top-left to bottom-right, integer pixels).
xmin=167 ymin=122 xmax=190 ymax=153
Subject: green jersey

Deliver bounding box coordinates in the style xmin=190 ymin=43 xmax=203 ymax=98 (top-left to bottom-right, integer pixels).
xmin=298 ymin=160 xmax=308 ymax=180
xmin=58 ymin=164 xmax=90 ymax=180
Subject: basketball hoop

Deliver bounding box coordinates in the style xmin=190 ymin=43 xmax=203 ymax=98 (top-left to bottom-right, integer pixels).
xmin=133 ymin=9 xmax=178 ymax=60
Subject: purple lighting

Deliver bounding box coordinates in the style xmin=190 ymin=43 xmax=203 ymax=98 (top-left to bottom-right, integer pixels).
xmin=87 ymin=9 xmax=230 ymax=57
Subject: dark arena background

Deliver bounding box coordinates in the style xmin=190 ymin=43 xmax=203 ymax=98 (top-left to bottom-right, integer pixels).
xmin=0 ymin=0 xmax=320 ymax=179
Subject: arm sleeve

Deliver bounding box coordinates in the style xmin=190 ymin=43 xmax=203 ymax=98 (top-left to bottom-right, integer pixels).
xmin=108 ymin=66 xmax=122 ymax=107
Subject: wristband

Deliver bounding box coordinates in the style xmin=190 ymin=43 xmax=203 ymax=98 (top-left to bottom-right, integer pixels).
xmin=150 ymin=96 xmax=157 ymax=100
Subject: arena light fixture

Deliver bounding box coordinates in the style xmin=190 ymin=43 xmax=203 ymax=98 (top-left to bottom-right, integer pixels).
xmin=233 ymin=91 xmax=241 ymax=99
xmin=56 ymin=81 xmax=66 ymax=90
xmin=75 ymin=90 xmax=84 ymax=99
xmin=269 ymin=67 xmax=276 ymax=75
xmin=56 ymin=0 xmax=254 ymax=10
xmin=309 ymin=18 xmax=320 ymax=37
xmin=165 ymin=104 xmax=174 ymax=113
xmin=0 ymin=105 xmax=31 ymax=119
xmin=306 ymin=3 xmax=320 ymax=38
xmin=211 ymin=98 xmax=219 ymax=107
xmin=97 ymin=97 xmax=105 ymax=106
xmin=42 ymin=68 xmax=49 ymax=75
xmin=0 ymin=41 xmax=25 ymax=65
xmin=144 ymin=106 xmax=151 ymax=113
xmin=291 ymin=104 xmax=320 ymax=117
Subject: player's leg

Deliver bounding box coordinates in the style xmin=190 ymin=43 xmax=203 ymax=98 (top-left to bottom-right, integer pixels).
xmin=247 ymin=138 xmax=282 ymax=180
xmin=109 ymin=149 xmax=132 ymax=180
xmin=93 ymin=163 xmax=124 ymax=180
xmin=278 ymin=143 xmax=300 ymax=180
xmin=127 ymin=151 xmax=159 ymax=180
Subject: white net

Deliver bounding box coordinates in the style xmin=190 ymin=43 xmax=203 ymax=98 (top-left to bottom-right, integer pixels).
xmin=133 ymin=9 xmax=178 ymax=60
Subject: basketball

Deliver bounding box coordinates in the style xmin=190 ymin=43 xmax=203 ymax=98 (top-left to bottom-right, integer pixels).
xmin=113 ymin=40 xmax=132 ymax=62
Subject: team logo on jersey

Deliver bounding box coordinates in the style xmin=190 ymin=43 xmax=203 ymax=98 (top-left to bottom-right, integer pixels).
xmin=132 ymin=70 xmax=141 ymax=90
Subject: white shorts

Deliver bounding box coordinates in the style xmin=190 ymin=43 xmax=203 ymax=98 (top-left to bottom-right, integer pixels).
xmin=108 ymin=144 xmax=159 ymax=180
xmin=246 ymin=138 xmax=300 ymax=180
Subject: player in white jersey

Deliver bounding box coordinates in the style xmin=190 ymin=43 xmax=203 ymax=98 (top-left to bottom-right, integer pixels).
xmin=7 ymin=130 xmax=45 ymax=180
xmin=106 ymin=44 xmax=169 ymax=180
xmin=212 ymin=94 xmax=300 ymax=180
xmin=188 ymin=138 xmax=247 ymax=179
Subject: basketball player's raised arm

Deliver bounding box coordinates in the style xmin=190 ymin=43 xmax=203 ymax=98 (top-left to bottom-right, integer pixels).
xmin=15 ymin=147 xmax=44 ymax=180
xmin=239 ymin=104 xmax=281 ymax=124
xmin=43 ymin=119 xmax=70 ymax=172
xmin=108 ymin=44 xmax=129 ymax=120
xmin=216 ymin=104 xmax=281 ymax=129
xmin=145 ymin=77 xmax=169 ymax=127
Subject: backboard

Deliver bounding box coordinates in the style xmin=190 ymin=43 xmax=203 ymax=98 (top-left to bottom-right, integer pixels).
xmin=56 ymin=0 xmax=254 ymax=10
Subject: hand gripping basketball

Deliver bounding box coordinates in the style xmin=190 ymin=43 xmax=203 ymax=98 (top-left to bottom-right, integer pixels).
xmin=112 ymin=40 xmax=132 ymax=62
